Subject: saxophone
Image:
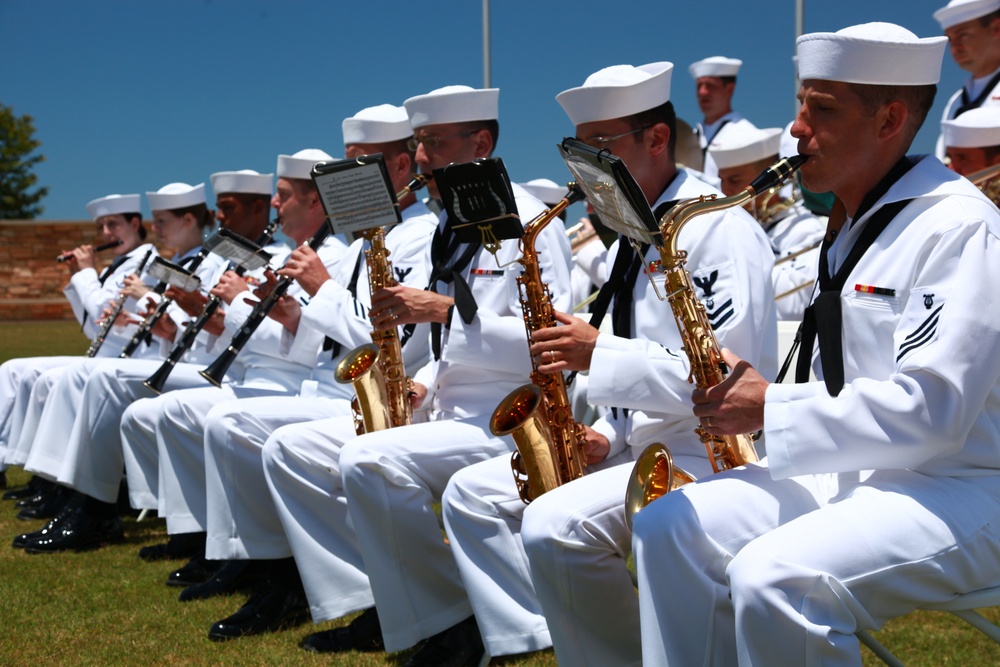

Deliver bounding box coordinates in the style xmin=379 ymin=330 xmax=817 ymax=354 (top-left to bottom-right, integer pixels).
xmin=489 ymin=184 xmax=587 ymax=503
xmin=335 ymin=174 xmax=431 ymax=434
xmin=624 ymin=155 xmax=806 ymax=529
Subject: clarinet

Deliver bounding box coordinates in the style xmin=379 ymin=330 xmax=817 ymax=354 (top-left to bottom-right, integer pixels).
xmin=144 ymin=220 xmax=280 ymax=394
xmin=200 ymin=220 xmax=334 ymax=387
xmin=85 ymin=248 xmax=155 ymax=358
xmin=119 ymin=250 xmax=209 ymax=359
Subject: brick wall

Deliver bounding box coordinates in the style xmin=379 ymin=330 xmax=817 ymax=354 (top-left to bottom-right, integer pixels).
xmin=0 ymin=219 xmax=163 ymax=321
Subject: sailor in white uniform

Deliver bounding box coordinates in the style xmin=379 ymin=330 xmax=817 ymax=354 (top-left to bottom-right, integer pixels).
xmin=690 ymin=56 xmax=757 ymax=183
xmin=115 ymin=149 xmax=349 ymax=577
xmin=261 ymin=85 xmax=571 ymax=665
xmin=0 ymin=194 xmax=154 ymax=474
xmin=441 ymin=62 xmax=777 ymax=667
xmin=197 ymin=105 xmax=439 ymax=641
xmin=709 ymin=126 xmax=825 ymax=322
xmin=634 ymin=23 xmax=1000 ymax=667
xmin=940 ymin=105 xmax=1000 ymax=180
xmin=933 ymin=0 xmax=1000 ymax=159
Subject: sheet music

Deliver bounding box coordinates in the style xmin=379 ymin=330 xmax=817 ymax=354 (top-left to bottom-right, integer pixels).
xmin=314 ymin=160 xmax=399 ymax=235
xmin=147 ymin=257 xmax=201 ymax=292
xmin=205 ymin=235 xmax=272 ymax=272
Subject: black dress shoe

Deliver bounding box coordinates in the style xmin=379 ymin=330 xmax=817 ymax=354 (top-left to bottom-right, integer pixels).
xmin=16 ymin=485 xmax=73 ymax=521
xmin=139 ymin=531 xmax=205 ymax=562
xmin=402 ymin=616 xmax=485 ymax=667
xmin=178 ymin=560 xmax=264 ymax=602
xmin=299 ymin=607 xmax=384 ymax=653
xmin=12 ymin=504 xmax=80 ymax=548
xmin=5 ymin=475 xmax=46 ymax=502
xmin=167 ymin=556 xmax=221 ymax=587
xmin=22 ymin=512 xmax=124 ymax=554
xmin=207 ymin=581 xmax=309 ymax=641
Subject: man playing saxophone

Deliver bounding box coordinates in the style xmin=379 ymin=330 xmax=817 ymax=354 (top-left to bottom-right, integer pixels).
xmin=710 ymin=126 xmax=825 ymax=321
xmin=440 ymin=62 xmax=777 ymax=667
xmin=193 ymin=104 xmax=438 ymax=641
xmin=634 ymin=23 xmax=1000 ymax=667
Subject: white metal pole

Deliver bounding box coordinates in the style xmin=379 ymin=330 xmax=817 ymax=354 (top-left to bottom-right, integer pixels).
xmin=483 ymin=0 xmax=492 ymax=88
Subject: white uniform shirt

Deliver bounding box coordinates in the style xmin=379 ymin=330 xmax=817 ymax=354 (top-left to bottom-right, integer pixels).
xmin=63 ymin=242 xmax=159 ymax=357
xmin=765 ymin=203 xmax=825 ymax=321
xmin=291 ymin=200 xmax=439 ymax=396
xmin=935 ymin=65 xmax=1000 ymax=160
xmin=411 ymin=183 xmax=574 ymax=419
xmin=221 ymin=234 xmax=347 ymax=391
xmin=697 ymin=112 xmax=756 ymax=181
xmin=765 ymin=155 xmax=1000 ymax=480
xmin=585 ymin=169 xmax=778 ymax=461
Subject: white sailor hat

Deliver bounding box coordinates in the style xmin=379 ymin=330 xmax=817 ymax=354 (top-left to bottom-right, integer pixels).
xmin=210 ymin=170 xmax=273 ymax=196
xmin=146 ymin=183 xmax=206 ymax=211
xmin=934 ymin=0 xmax=1000 ymax=30
xmin=403 ymin=85 xmax=499 ymax=130
xmin=688 ymin=56 xmax=742 ymax=79
xmin=276 ymin=149 xmax=335 ymax=180
xmin=942 ymin=107 xmax=1000 ymax=147
xmin=85 ymin=194 xmax=142 ymax=220
xmin=709 ymin=127 xmax=784 ymax=170
xmin=343 ymin=104 xmax=412 ymax=145
xmin=518 ymin=179 xmax=567 ymax=206
xmin=797 ymin=23 xmax=947 ymax=86
xmin=556 ymin=62 xmax=673 ymax=126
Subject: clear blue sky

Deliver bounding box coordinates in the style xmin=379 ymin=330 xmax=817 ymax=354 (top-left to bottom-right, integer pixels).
xmin=1 ymin=0 xmax=963 ymax=220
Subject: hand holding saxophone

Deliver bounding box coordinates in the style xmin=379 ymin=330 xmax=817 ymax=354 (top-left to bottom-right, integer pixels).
xmin=369 ymin=284 xmax=454 ymax=330
xmin=690 ymin=347 xmax=767 ymax=435
xmin=528 ymin=310 xmax=598 ymax=372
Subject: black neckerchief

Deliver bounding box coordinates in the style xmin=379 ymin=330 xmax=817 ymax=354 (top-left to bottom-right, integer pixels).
xmin=956 ymin=69 xmax=1000 ymax=117
xmin=589 ymin=196 xmax=678 ymax=418
xmin=700 ymin=119 xmax=732 ymax=159
xmin=793 ymin=156 xmax=917 ymax=395
xmin=427 ymin=220 xmax=481 ymax=360
xmin=324 ymin=242 xmax=367 ymax=359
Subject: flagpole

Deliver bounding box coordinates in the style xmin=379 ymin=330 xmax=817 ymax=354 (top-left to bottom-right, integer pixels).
xmin=483 ymin=0 xmax=492 ymax=88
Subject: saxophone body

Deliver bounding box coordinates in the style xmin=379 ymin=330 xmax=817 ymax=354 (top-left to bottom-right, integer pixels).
xmin=490 ymin=186 xmax=587 ymax=503
xmin=335 ymin=174 xmax=431 ymax=434
xmin=624 ymin=155 xmax=805 ymax=529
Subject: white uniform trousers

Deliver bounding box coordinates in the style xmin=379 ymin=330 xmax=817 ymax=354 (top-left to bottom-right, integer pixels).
xmin=22 ymin=361 xmax=98 ymax=476
xmin=120 ymin=396 xmax=164 ymax=511
xmin=203 ymin=395 xmax=351 ymax=561
xmin=632 ymin=463 xmax=1000 ymax=667
xmin=521 ymin=454 xmax=714 ymax=667
xmin=26 ymin=359 xmax=207 ymax=503
xmin=340 ymin=416 xmax=513 ymax=652
xmin=154 ymin=385 xmax=292 ymax=535
xmin=0 ymin=356 xmax=76 ymax=466
xmin=262 ymin=414 xmax=373 ymax=623
xmin=9 ymin=364 xmax=75 ymax=466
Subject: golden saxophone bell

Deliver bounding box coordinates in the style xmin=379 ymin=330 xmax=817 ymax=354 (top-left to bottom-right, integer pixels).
xmin=335 ymin=343 xmax=392 ymax=434
xmin=623 ymin=443 xmax=696 ymax=531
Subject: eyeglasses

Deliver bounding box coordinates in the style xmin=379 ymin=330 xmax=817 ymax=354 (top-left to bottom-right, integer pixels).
xmin=407 ymin=130 xmax=479 ymax=151
xmin=576 ymin=125 xmax=652 ymax=150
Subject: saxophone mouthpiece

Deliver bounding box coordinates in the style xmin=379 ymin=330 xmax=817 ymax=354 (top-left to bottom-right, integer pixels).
xmin=748 ymin=155 xmax=807 ymax=197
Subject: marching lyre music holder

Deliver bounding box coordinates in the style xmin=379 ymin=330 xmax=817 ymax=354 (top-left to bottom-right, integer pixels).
xmin=312 ymin=153 xmax=402 ymax=236
xmin=146 ymin=256 xmax=202 ymax=293
xmin=558 ymin=138 xmax=663 ymax=249
xmin=204 ymin=228 xmax=273 ymax=272
xmin=433 ymin=158 xmax=522 ymax=263
xmin=559 ymin=137 xmax=675 ymax=300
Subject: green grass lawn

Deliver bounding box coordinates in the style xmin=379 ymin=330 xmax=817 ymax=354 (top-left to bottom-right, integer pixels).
xmin=1 ymin=321 xmax=999 ymax=665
